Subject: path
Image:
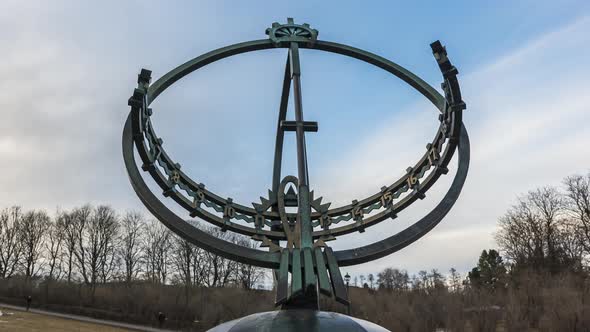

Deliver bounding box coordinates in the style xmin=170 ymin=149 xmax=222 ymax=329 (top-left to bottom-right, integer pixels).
xmin=0 ymin=303 xmax=176 ymax=332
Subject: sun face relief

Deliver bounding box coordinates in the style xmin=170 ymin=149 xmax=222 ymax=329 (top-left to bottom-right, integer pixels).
xmin=123 ymin=18 xmax=469 ymax=309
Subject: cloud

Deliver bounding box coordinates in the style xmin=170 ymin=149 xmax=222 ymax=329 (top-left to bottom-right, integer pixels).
xmin=0 ymin=2 xmax=588 ymax=280
xmin=328 ymin=16 xmax=590 ymax=276
xmin=0 ymin=2 xmax=224 ymax=211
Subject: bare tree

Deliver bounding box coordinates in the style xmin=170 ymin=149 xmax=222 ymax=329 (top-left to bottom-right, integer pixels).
xmin=143 ymin=219 xmax=171 ymax=284
xmin=93 ymin=206 xmax=119 ymax=284
xmin=529 ymin=187 xmax=564 ymax=264
xmin=496 ymin=187 xmax=580 ymax=271
xmin=62 ymin=209 xmax=80 ymax=282
xmin=200 ymin=226 xmax=238 ymax=287
xmin=448 ymin=268 xmax=462 ymax=292
xmin=368 ymin=273 xmax=375 ymax=289
xmin=190 ymin=243 xmax=209 ymax=287
xmin=426 ymin=269 xmax=446 ymax=291
xmin=378 ymin=268 xmax=409 ymax=291
xmin=119 ymin=211 xmax=144 ymax=284
xmin=72 ymin=205 xmax=93 ymax=284
xmin=168 ymin=223 xmax=262 ymax=289
xmin=393 ymin=269 xmax=410 ymax=290
xmin=496 ymin=199 xmax=539 ymax=266
xmin=563 ymin=173 xmax=590 ymax=255
xmin=72 ymin=205 xmax=119 ymax=300
xmin=417 ymin=270 xmax=428 ymax=290
xmin=171 ymin=235 xmax=195 ymax=287
xmin=557 ymin=220 xmax=585 ymax=266
xmin=377 ymin=268 xmax=394 ymax=289
xmin=46 ymin=211 xmax=66 ymax=281
xmin=234 ymin=236 xmax=265 ymax=290
xmin=410 ymin=274 xmax=422 ymax=290
xmin=0 ymin=206 xmax=24 ymax=278
xmin=170 ymin=234 xmax=200 ymax=304
xmin=20 ymin=210 xmax=49 ymax=279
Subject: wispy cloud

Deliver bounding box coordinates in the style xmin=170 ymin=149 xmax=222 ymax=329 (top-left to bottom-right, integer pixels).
xmin=0 ymin=2 xmax=588 ymax=279
xmin=325 ymin=15 xmax=590 ymax=276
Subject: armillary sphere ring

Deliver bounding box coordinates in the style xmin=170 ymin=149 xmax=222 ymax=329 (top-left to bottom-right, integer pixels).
xmin=123 ymin=20 xmax=469 ymax=277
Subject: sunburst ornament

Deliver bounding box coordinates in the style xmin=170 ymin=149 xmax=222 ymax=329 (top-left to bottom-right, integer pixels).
xmin=266 ymin=17 xmax=318 ymax=46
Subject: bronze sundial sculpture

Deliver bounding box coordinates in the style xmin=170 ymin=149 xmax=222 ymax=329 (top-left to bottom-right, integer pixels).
xmin=123 ymin=19 xmax=469 ymax=331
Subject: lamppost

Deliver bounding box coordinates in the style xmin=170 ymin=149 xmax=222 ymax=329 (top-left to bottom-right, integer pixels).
xmin=344 ymin=273 xmax=351 ymax=315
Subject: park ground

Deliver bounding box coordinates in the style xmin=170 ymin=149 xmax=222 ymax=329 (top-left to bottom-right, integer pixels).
xmin=0 ymin=304 xmax=172 ymax=332
xmin=0 ymin=306 xmax=130 ymax=331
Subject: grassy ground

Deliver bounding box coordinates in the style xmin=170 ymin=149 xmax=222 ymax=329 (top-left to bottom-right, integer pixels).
xmin=0 ymin=307 xmax=132 ymax=332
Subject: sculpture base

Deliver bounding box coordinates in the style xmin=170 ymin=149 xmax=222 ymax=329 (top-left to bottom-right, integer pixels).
xmin=208 ymin=309 xmax=390 ymax=332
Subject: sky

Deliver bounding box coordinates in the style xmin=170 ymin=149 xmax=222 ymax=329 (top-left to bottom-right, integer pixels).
xmin=1 ymin=1 xmax=590 ymax=279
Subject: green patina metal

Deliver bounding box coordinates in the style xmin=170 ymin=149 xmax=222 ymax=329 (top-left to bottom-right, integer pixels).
xmin=123 ymin=18 xmax=470 ymax=329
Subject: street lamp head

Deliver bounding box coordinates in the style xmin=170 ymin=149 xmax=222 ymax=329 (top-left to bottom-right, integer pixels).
xmin=344 ymin=273 xmax=351 ymax=284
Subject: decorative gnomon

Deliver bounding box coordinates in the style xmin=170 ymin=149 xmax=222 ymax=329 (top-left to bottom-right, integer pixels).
xmin=123 ymin=18 xmax=469 ymax=310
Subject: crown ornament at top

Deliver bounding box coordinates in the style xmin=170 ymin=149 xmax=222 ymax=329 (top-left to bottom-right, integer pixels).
xmin=266 ymin=18 xmax=318 ymax=47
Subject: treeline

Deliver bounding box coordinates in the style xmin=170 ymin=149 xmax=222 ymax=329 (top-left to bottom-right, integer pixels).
xmin=495 ymin=173 xmax=590 ymax=272
xmin=340 ymin=172 xmax=590 ymax=331
xmin=336 ymin=266 xmax=590 ymax=331
xmin=360 ymin=172 xmax=590 ymax=292
xmin=348 ymin=268 xmax=459 ymax=292
xmin=339 ymin=244 xmax=589 ymax=331
xmin=0 ymin=205 xmax=265 ymax=295
xmin=1 ymin=172 xmax=589 ymax=330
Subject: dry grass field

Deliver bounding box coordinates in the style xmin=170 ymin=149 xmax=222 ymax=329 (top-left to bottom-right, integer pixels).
xmin=0 ymin=307 xmax=132 ymax=332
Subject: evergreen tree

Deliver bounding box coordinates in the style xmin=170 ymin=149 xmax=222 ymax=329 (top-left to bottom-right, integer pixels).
xmin=468 ymin=249 xmax=506 ymax=290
